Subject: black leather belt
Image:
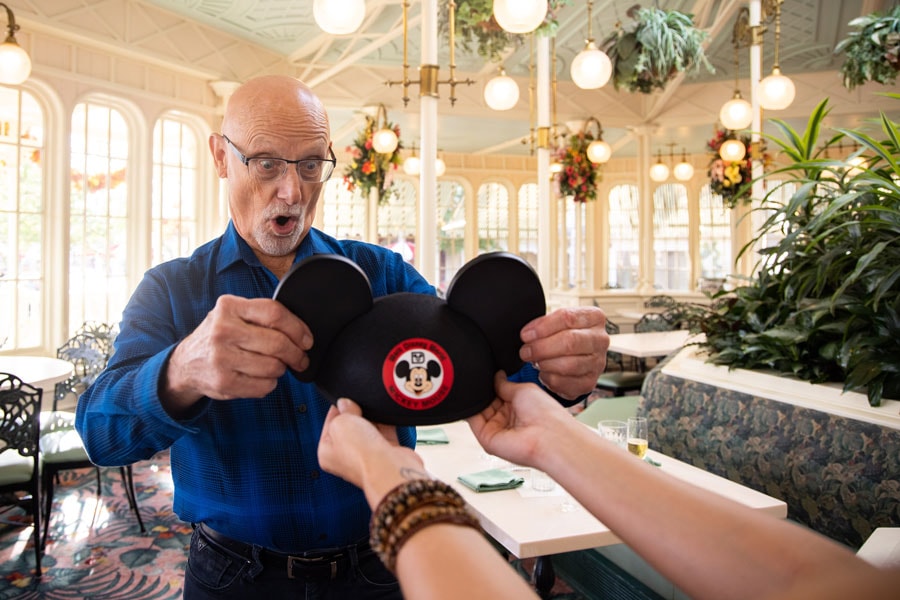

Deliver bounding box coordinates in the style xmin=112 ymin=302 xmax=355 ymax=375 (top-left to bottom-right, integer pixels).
xmin=198 ymin=523 xmax=363 ymax=580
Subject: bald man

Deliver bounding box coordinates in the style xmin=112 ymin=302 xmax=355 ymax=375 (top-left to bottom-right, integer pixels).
xmin=76 ymin=75 xmax=609 ymax=599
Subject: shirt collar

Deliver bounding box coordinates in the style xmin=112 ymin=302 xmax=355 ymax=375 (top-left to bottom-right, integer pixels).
xmin=215 ymin=221 xmax=327 ymax=275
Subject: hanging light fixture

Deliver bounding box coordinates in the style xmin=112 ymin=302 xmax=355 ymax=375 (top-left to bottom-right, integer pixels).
xmin=483 ymin=67 xmax=520 ymax=111
xmin=580 ymin=116 xmax=612 ymax=164
xmin=570 ymin=0 xmax=612 ymax=90
xmin=313 ymin=0 xmax=366 ymax=35
xmin=719 ymin=135 xmax=747 ymax=161
xmin=403 ymin=143 xmax=421 ymax=176
xmin=493 ymin=0 xmax=548 ymax=34
xmin=434 ymin=155 xmax=446 ymax=177
xmin=371 ymin=104 xmax=399 ymax=154
xmin=649 ymin=150 xmax=670 ymax=182
xmin=673 ymin=148 xmax=695 ymax=181
xmin=0 ymin=3 xmax=32 ymax=85
xmin=759 ymin=0 xmax=795 ymax=110
xmin=719 ymin=9 xmax=753 ymax=130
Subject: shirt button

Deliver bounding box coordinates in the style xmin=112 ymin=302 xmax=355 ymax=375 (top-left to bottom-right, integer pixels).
xmin=297 ymin=404 xmax=307 ymax=414
xmin=319 ymin=533 xmax=328 ymax=541
xmin=310 ymin=470 xmax=319 ymax=479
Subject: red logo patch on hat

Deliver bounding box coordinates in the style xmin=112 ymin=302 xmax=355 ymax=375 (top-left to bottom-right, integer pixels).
xmin=382 ymin=338 xmax=454 ymax=410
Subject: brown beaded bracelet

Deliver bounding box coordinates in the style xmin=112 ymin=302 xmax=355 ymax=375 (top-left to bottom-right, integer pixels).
xmin=370 ymin=479 xmax=481 ymax=573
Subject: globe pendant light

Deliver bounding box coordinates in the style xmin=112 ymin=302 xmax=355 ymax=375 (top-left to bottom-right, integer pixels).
xmin=483 ymin=67 xmax=520 ymax=111
xmin=758 ymin=0 xmax=794 ymax=110
xmin=493 ymin=0 xmax=548 ymax=34
xmin=649 ymin=150 xmax=669 ymax=182
xmin=719 ymin=137 xmax=746 ymax=162
xmin=371 ymin=104 xmax=399 ymax=154
xmin=587 ymin=139 xmax=612 ymax=163
xmin=570 ymin=1 xmax=612 ymax=90
xmin=403 ymin=144 xmax=421 ymax=176
xmin=313 ymin=0 xmax=366 ymax=35
xmin=673 ymin=148 xmax=694 ymax=181
xmin=0 ymin=4 xmax=32 ymax=85
xmin=720 ymin=92 xmax=753 ymax=130
xmin=434 ymin=156 xmax=446 ymax=177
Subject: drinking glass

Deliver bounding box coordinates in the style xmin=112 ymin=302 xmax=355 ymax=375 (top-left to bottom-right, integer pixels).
xmin=531 ymin=470 xmax=556 ymax=492
xmin=597 ymin=420 xmax=627 ymax=449
xmin=627 ymin=416 xmax=649 ymax=459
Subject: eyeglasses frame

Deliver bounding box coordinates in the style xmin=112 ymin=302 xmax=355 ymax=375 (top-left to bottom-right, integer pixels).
xmin=221 ymin=134 xmax=337 ymax=183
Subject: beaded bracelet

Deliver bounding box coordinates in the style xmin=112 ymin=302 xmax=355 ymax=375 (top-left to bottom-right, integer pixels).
xmin=370 ymin=479 xmax=481 ymax=573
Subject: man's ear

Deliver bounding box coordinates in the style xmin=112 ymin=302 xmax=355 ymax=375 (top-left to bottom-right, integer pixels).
xmin=209 ymin=133 xmax=228 ymax=179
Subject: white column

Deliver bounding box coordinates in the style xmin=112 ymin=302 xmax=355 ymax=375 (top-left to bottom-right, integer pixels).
xmin=417 ymin=0 xmax=438 ymax=284
xmin=736 ymin=0 xmax=764 ymax=279
xmin=635 ymin=126 xmax=655 ymax=295
xmin=536 ymin=34 xmax=552 ymax=290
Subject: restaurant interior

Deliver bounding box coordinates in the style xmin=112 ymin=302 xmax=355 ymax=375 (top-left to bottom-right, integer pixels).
xmin=1 ymin=0 xmax=898 ymax=597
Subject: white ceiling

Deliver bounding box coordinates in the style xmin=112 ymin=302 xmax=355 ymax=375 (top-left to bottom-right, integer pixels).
xmin=14 ymin=0 xmax=900 ymax=157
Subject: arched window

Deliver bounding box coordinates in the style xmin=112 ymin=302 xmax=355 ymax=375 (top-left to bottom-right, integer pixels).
xmin=377 ymin=180 xmax=417 ymax=263
xmin=607 ymin=184 xmax=639 ymax=289
xmin=321 ymin=179 xmax=367 ymax=240
xmin=517 ymin=183 xmax=538 ymax=270
xmin=0 ymin=86 xmax=44 ymax=350
xmin=476 ymin=182 xmax=508 ymax=254
xmin=436 ymin=181 xmax=465 ymax=292
xmin=151 ymin=114 xmax=200 ymax=265
xmin=653 ymin=183 xmax=690 ymax=290
xmin=69 ymin=101 xmax=130 ymax=328
xmin=699 ymin=185 xmax=732 ymax=280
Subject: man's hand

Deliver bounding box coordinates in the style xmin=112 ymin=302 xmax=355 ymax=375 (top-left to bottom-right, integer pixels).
xmin=161 ymin=295 xmax=312 ymax=416
xmin=519 ymin=306 xmax=609 ymax=401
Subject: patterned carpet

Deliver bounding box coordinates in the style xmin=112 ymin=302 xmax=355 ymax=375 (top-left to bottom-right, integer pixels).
xmin=0 ymin=451 xmax=583 ymax=599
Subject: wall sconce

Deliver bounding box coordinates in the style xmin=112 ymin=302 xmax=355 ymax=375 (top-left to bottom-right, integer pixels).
xmin=0 ymin=3 xmax=32 ymax=85
xmin=649 ymin=149 xmax=670 ymax=182
xmin=570 ymin=0 xmax=612 ymax=90
xmin=493 ymin=0 xmax=548 ymax=34
xmin=759 ymin=0 xmax=795 ymax=110
xmin=719 ymin=7 xmax=753 ymax=130
xmin=371 ymin=104 xmax=399 ymax=154
xmin=483 ymin=66 xmax=520 ymax=111
xmin=673 ymin=147 xmax=695 ymax=181
xmin=313 ymin=0 xmax=366 ymax=35
xmin=386 ymin=0 xmax=474 ymax=107
xmin=581 ymin=116 xmax=612 ymax=164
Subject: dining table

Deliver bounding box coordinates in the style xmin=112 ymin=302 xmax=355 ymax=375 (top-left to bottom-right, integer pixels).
xmin=0 ymin=355 xmax=74 ymax=407
xmin=417 ymin=419 xmax=786 ymax=596
xmin=606 ymin=329 xmax=696 ymax=359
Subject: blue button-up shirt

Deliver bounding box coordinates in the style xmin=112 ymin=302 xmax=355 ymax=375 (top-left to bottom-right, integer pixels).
xmin=76 ymin=223 xmax=543 ymax=552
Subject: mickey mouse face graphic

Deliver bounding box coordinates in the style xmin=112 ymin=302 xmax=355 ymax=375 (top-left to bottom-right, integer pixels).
xmin=273 ymin=252 xmax=545 ymax=426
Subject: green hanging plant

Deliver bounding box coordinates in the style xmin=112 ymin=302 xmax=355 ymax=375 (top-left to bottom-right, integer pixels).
xmin=601 ymin=6 xmax=713 ymax=94
xmin=834 ymin=5 xmax=900 ymax=90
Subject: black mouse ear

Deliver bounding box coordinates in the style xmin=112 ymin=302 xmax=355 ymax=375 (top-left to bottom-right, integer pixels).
xmin=273 ymin=254 xmax=373 ymax=381
xmin=445 ymin=252 xmax=545 ymax=374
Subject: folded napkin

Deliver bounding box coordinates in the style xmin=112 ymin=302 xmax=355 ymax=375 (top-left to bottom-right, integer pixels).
xmin=457 ymin=469 xmax=525 ymax=492
xmin=416 ymin=428 xmax=450 ymax=445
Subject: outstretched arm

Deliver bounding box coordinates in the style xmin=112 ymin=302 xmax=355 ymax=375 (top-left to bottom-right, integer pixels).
xmin=468 ymin=374 xmax=898 ymax=600
xmin=318 ymin=399 xmax=537 ymax=600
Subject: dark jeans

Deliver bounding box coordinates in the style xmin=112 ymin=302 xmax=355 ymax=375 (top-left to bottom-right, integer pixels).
xmin=183 ymin=525 xmax=402 ymax=600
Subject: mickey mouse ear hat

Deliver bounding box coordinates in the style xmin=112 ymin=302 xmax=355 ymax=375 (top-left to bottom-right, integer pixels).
xmin=274 ymin=252 xmax=545 ymax=425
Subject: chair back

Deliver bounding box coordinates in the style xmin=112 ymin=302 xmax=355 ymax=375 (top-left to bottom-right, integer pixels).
xmin=75 ymin=321 xmax=118 ymax=362
xmin=54 ymin=332 xmax=110 ymax=411
xmin=0 ymin=372 xmax=42 ymax=460
xmin=643 ymin=295 xmax=678 ymax=309
xmin=605 ymin=319 xmax=626 ymax=370
xmin=634 ymin=312 xmax=675 ymax=333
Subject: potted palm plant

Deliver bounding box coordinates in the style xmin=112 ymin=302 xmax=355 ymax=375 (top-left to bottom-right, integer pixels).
xmin=676 ymin=96 xmax=900 ymax=407
xmin=601 ymin=5 xmax=713 ymax=93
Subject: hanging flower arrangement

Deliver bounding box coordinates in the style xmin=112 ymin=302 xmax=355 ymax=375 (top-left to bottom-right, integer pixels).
xmin=706 ymin=127 xmax=770 ymax=209
xmin=342 ymin=116 xmax=403 ymax=203
xmin=553 ymin=131 xmax=600 ymax=203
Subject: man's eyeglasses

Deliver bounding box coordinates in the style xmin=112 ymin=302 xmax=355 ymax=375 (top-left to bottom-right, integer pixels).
xmin=222 ymin=134 xmax=337 ymax=183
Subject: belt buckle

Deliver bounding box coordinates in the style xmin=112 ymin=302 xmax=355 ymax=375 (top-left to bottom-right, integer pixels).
xmin=287 ymin=555 xmax=339 ymax=580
